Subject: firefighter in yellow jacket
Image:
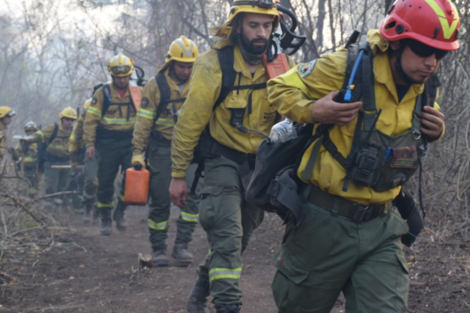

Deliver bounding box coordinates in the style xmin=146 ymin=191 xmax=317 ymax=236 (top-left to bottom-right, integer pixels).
xmin=132 ymin=36 xmax=200 ymax=267
xmin=0 ymin=106 xmax=15 ymax=164
xmin=266 ymin=0 xmax=457 ymax=311
xmin=24 ymin=107 xmax=77 ymax=202
xmin=14 ymin=121 xmax=39 ymax=197
xmin=169 ymin=2 xmax=295 ymax=312
xmin=84 ymin=54 xmax=142 ymax=236
xmin=70 ymin=98 xmax=99 ymax=224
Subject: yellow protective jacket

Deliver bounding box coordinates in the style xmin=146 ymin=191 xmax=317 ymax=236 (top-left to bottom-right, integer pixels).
xmin=0 ymin=120 xmax=7 ymax=161
xmin=171 ymin=44 xmax=295 ymax=178
xmin=27 ymin=123 xmax=72 ymax=159
xmin=84 ymin=83 xmax=141 ymax=148
xmin=268 ymin=30 xmax=444 ymax=205
xmin=132 ymin=68 xmax=191 ymax=156
xmin=69 ymin=116 xmax=85 ymax=155
xmin=14 ymin=141 xmax=38 ymax=168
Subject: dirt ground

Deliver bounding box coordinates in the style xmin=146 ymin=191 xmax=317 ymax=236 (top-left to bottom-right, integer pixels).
xmin=1 ymin=205 xmax=469 ymax=313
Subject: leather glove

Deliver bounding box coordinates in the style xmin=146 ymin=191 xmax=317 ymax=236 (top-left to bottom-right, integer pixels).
xmin=131 ymin=154 xmax=145 ymax=170
xmin=71 ymin=162 xmax=79 ymax=169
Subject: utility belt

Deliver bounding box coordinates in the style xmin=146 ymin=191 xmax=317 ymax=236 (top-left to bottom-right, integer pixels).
xmin=145 ymin=129 xmax=172 ymax=161
xmin=303 ymin=184 xmax=392 ymax=223
xmin=44 ymin=153 xmax=70 ymax=163
xmin=96 ymin=125 xmax=133 ymax=139
xmin=149 ymin=129 xmax=171 ymax=149
xmin=197 ymin=132 xmax=255 ymax=166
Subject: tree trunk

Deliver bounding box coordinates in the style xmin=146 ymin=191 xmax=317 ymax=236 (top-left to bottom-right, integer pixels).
xmin=316 ymin=0 xmax=327 ymax=51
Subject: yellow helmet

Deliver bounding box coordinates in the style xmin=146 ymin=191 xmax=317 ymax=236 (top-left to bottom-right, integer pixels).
xmin=83 ymin=98 xmax=92 ymax=112
xmin=59 ymin=107 xmax=78 ymax=120
xmin=107 ymin=54 xmax=135 ymax=77
xmin=227 ymin=0 xmax=279 ymax=27
xmin=158 ymin=36 xmax=199 ymax=73
xmin=24 ymin=121 xmax=38 ymax=132
xmin=0 ymin=106 xmax=15 ymax=119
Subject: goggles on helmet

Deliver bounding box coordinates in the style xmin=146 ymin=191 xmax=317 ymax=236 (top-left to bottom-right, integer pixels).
xmin=25 ymin=124 xmax=35 ymax=130
xmin=404 ymin=39 xmax=449 ymax=60
xmin=235 ymin=0 xmax=275 ymax=9
xmin=109 ymin=65 xmax=132 ymax=76
xmin=6 ymin=110 xmax=15 ymax=117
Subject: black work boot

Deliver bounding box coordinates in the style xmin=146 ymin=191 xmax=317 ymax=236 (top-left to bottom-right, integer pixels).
xmin=216 ymin=304 xmax=241 ymax=313
xmin=187 ymin=276 xmax=210 ymax=313
xmin=82 ymin=198 xmax=94 ymax=224
xmin=112 ymin=200 xmax=128 ymax=231
xmin=100 ymin=208 xmax=112 ymax=236
xmin=172 ymin=238 xmax=193 ymax=265
xmin=152 ymin=249 xmax=169 ymax=267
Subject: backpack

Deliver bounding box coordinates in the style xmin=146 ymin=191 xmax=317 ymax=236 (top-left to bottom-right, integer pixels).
xmin=188 ymin=46 xmax=277 ymax=193
xmin=245 ymin=39 xmax=439 ymax=230
xmin=37 ymin=123 xmax=59 ymax=172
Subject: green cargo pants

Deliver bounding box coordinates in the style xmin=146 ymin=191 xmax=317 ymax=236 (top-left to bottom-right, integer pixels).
xmin=97 ymin=137 xmax=132 ymax=208
xmin=272 ymin=195 xmax=410 ymax=313
xmin=82 ymin=150 xmax=99 ymax=203
xmin=44 ymin=160 xmax=70 ymax=195
xmin=147 ymin=146 xmax=201 ymax=250
xmin=196 ymin=156 xmax=265 ymax=309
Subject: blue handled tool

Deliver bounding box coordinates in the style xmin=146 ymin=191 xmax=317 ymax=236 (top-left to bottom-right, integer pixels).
xmin=344 ymin=49 xmax=365 ymax=102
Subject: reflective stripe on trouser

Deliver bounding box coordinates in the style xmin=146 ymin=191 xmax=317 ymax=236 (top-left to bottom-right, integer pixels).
xmin=272 ymin=201 xmax=410 ymax=313
xmin=147 ymin=146 xmax=200 ymax=251
xmin=44 ymin=160 xmax=71 ymax=195
xmin=196 ymin=156 xmax=264 ymax=308
xmin=82 ymin=151 xmax=99 ymax=201
xmin=96 ymin=137 xmax=132 ymax=208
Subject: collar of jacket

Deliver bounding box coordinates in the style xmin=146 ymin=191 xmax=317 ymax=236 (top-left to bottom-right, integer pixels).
xmin=368 ymin=29 xmax=425 ymax=103
xmin=110 ymin=82 xmax=130 ymax=98
xmin=231 ymin=44 xmax=267 ymax=82
xmin=0 ymin=121 xmax=6 ymax=131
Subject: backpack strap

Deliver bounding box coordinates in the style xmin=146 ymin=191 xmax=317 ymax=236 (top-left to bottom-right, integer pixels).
xmin=102 ymin=84 xmax=112 ymax=117
xmin=128 ymin=86 xmax=142 ymax=111
xmin=213 ymin=46 xmax=267 ymax=127
xmin=154 ymin=72 xmax=186 ymax=125
xmin=213 ymin=46 xmax=238 ymax=112
xmin=48 ymin=123 xmax=59 ymax=146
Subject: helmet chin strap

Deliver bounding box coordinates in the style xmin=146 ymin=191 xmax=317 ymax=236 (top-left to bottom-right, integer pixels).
xmin=394 ymin=43 xmax=414 ymax=85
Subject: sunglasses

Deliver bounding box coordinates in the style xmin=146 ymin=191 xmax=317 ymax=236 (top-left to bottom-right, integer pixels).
xmin=109 ymin=65 xmax=131 ymax=75
xmin=63 ymin=118 xmax=75 ymax=122
xmin=403 ymin=39 xmax=449 ymax=60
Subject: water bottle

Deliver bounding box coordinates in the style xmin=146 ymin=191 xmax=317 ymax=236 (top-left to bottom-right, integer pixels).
xmin=269 ymin=118 xmax=297 ymax=142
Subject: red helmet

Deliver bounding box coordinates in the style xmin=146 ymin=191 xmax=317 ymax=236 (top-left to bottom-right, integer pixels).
xmin=380 ymin=0 xmax=460 ymax=51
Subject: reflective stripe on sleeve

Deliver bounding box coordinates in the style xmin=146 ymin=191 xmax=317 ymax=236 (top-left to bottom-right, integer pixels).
xmin=137 ymin=109 xmax=156 ymax=120
xmin=209 ymin=267 xmax=242 ymax=282
xmin=155 ymin=117 xmax=175 ymax=127
xmin=88 ymin=107 xmax=102 ymax=117
xmin=148 ymin=219 xmax=169 ymax=230
xmin=103 ymin=117 xmax=136 ymax=125
xmin=180 ymin=211 xmax=198 ymax=222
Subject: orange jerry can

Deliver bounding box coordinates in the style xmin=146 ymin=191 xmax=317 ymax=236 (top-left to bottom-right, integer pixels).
xmin=124 ymin=167 xmax=150 ymax=206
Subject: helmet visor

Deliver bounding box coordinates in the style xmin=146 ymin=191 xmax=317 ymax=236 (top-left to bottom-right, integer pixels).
xmin=404 ymin=39 xmax=449 ymax=60
xmin=110 ymin=65 xmax=132 ymax=76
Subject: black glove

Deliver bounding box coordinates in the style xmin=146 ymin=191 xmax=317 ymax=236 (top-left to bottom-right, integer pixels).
xmin=134 ymin=162 xmax=143 ymax=170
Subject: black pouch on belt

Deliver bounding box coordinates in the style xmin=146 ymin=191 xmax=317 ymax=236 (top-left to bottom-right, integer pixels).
xmin=266 ymin=166 xmax=305 ymax=227
xmin=393 ymin=190 xmax=424 ymax=247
